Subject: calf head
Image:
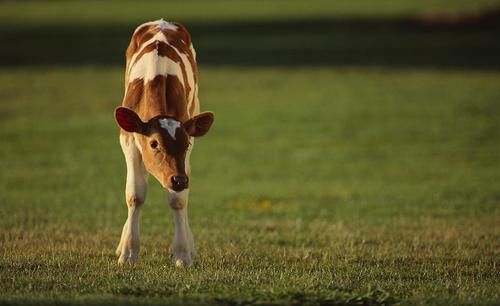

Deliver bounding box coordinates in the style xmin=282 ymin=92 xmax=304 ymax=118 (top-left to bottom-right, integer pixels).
xmin=115 ymin=107 xmax=214 ymax=192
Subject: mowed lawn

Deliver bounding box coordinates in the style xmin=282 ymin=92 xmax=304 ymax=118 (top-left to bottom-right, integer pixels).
xmin=1 ymin=1 xmax=500 ymax=306
xmin=1 ymin=67 xmax=499 ymax=306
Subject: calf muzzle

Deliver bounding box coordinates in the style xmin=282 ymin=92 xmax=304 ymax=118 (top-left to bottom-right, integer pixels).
xmin=171 ymin=175 xmax=189 ymax=191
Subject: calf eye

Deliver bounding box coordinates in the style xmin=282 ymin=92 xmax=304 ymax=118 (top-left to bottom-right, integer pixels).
xmin=150 ymin=140 xmax=158 ymax=149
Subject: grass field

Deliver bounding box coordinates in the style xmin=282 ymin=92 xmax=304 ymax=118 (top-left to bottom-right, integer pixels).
xmin=1 ymin=1 xmax=500 ymax=305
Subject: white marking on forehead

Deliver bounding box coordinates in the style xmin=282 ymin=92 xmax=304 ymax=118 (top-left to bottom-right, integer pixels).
xmin=159 ymin=118 xmax=181 ymax=140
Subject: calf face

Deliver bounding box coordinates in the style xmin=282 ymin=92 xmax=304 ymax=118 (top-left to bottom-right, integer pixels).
xmin=115 ymin=107 xmax=214 ymax=191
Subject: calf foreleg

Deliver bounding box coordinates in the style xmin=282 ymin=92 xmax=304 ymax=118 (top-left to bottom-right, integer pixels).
xmin=168 ymin=189 xmax=196 ymax=267
xmin=116 ymin=135 xmax=148 ymax=265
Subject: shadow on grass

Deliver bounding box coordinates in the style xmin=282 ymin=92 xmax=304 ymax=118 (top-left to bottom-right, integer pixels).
xmin=1 ymin=12 xmax=499 ymax=69
xmin=0 ymin=288 xmax=397 ymax=306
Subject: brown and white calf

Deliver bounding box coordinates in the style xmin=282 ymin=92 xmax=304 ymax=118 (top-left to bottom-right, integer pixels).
xmin=114 ymin=19 xmax=214 ymax=267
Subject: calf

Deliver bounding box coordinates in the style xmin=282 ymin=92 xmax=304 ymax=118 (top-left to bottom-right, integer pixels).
xmin=114 ymin=19 xmax=214 ymax=267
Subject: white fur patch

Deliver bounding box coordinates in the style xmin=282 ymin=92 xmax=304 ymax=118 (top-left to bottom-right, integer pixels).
xmin=126 ymin=19 xmax=198 ymax=117
xmin=160 ymin=21 xmax=177 ymax=31
xmin=189 ymin=44 xmax=196 ymax=60
xmin=133 ymin=20 xmax=158 ymax=34
xmin=168 ymin=44 xmax=195 ymax=108
xmin=159 ymin=118 xmax=181 ymax=139
xmin=128 ymin=51 xmax=184 ymax=86
xmin=133 ymin=19 xmax=177 ymax=34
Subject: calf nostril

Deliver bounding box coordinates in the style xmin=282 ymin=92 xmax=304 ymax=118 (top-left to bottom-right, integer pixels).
xmin=171 ymin=175 xmax=189 ymax=187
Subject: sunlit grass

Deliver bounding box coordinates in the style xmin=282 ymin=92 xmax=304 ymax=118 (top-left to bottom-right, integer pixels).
xmin=0 ymin=66 xmax=499 ymax=305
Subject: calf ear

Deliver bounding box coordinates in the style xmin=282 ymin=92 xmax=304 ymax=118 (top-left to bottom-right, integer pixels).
xmin=184 ymin=112 xmax=214 ymax=137
xmin=115 ymin=107 xmax=144 ymax=133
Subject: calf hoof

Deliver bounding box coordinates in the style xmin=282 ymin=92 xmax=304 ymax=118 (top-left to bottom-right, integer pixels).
xmin=118 ymin=252 xmax=139 ymax=266
xmin=173 ymin=246 xmax=192 ymax=267
xmin=174 ymin=254 xmax=192 ymax=268
xmin=116 ymin=243 xmax=139 ymax=266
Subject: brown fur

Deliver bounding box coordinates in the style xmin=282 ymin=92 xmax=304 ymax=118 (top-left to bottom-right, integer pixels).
xmin=124 ymin=23 xmax=197 ymax=118
xmin=117 ymin=21 xmax=212 ymax=190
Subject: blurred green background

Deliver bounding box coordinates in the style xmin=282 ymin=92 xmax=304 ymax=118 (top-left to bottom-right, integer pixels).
xmin=1 ymin=1 xmax=499 ymax=305
xmin=1 ymin=0 xmax=500 ymax=68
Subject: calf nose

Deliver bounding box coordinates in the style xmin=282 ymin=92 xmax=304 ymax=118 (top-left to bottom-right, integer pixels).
xmin=171 ymin=175 xmax=189 ymax=191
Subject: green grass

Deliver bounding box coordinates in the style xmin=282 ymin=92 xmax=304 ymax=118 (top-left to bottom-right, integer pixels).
xmin=1 ymin=67 xmax=499 ymax=306
xmin=1 ymin=0 xmax=500 ymax=305
xmin=2 ymin=0 xmax=500 ymax=25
